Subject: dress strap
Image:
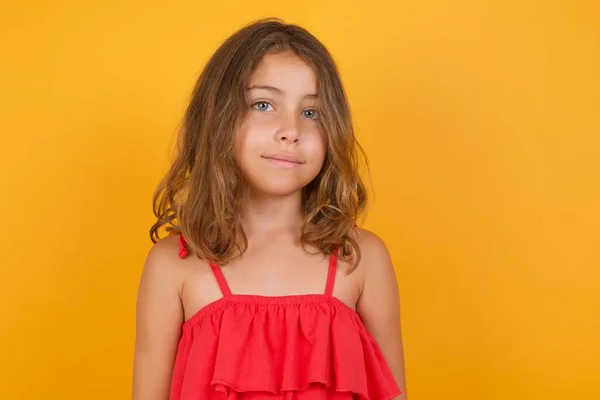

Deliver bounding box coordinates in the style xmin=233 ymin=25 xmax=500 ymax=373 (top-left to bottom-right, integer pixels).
xmin=209 ymin=263 xmax=232 ymax=297
xmin=178 ymin=234 xmax=189 ymax=259
xmin=179 ymin=234 xmax=232 ymax=296
xmin=324 ymin=249 xmax=338 ymax=296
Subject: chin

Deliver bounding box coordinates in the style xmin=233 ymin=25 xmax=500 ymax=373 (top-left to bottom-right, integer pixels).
xmin=258 ymin=185 xmax=303 ymax=197
xmin=250 ymin=180 xmax=307 ymax=197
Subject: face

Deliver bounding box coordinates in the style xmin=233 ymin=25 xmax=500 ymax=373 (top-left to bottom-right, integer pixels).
xmin=234 ymin=51 xmax=327 ymax=197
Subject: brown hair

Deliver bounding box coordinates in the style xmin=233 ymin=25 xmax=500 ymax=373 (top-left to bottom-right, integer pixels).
xmin=150 ymin=18 xmax=368 ymax=268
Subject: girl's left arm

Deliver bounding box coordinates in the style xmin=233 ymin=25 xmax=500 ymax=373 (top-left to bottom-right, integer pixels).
xmin=356 ymin=230 xmax=407 ymax=399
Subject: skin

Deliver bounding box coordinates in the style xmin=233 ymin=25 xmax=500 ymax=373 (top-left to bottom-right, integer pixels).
xmin=133 ymin=51 xmax=407 ymax=399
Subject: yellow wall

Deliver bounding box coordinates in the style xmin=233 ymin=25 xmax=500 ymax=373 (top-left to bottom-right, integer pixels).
xmin=1 ymin=1 xmax=599 ymax=399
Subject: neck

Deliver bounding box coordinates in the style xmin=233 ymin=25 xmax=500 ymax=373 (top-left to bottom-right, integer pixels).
xmin=241 ymin=189 xmax=305 ymax=237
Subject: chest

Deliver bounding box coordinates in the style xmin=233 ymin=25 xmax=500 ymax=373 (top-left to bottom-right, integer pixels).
xmin=180 ymin=240 xmax=362 ymax=320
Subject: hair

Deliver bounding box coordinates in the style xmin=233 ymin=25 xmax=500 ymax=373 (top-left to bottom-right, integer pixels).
xmin=150 ymin=17 xmax=369 ymax=269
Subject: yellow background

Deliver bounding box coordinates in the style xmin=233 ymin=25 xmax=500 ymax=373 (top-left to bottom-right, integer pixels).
xmin=1 ymin=1 xmax=599 ymax=399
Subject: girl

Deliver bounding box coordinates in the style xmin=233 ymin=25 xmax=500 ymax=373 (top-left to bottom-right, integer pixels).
xmin=133 ymin=18 xmax=407 ymax=400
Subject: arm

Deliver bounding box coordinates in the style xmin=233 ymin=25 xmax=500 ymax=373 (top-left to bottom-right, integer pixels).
xmin=133 ymin=240 xmax=184 ymax=400
xmin=356 ymin=230 xmax=408 ymax=399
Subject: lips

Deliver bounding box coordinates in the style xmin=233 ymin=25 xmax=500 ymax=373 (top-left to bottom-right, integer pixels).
xmin=262 ymin=154 xmax=304 ymax=169
xmin=264 ymin=156 xmax=301 ymax=163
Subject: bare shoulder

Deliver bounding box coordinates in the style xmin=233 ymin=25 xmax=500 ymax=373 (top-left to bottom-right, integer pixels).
xmin=142 ymin=233 xmax=221 ymax=320
xmin=354 ymin=228 xmax=389 ymax=257
xmin=351 ymin=228 xmax=395 ymax=278
xmin=146 ymin=233 xmax=182 ymax=261
xmin=140 ymin=233 xmax=186 ymax=292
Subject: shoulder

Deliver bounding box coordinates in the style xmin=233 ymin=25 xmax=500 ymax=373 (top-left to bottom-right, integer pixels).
xmin=354 ymin=227 xmax=388 ymax=253
xmin=353 ymin=227 xmax=392 ymax=266
xmin=350 ymin=227 xmax=396 ymax=285
xmin=140 ymin=233 xmax=224 ymax=319
xmin=140 ymin=233 xmax=186 ymax=291
xmin=145 ymin=233 xmax=182 ymax=265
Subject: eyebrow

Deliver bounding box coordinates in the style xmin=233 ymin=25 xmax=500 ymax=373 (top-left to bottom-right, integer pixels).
xmin=247 ymin=85 xmax=318 ymax=99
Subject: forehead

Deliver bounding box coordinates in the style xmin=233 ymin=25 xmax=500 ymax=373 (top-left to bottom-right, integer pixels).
xmin=248 ymin=52 xmax=317 ymax=91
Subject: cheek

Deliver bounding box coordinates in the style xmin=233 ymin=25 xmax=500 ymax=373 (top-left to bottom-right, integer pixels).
xmin=233 ymin=128 xmax=245 ymax=164
xmin=306 ymin=130 xmax=328 ymax=164
xmin=234 ymin=123 xmax=268 ymax=172
xmin=236 ymin=118 xmax=270 ymax=151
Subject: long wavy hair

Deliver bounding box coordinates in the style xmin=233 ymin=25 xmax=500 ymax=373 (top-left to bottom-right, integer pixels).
xmin=150 ymin=18 xmax=369 ymax=268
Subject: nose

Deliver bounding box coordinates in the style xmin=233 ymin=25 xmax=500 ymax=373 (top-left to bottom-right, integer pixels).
xmin=275 ymin=112 xmax=300 ymax=144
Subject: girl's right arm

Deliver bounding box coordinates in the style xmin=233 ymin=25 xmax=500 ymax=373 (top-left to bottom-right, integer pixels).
xmin=133 ymin=240 xmax=184 ymax=400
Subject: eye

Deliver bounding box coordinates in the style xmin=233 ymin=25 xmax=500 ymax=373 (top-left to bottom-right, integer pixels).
xmin=252 ymin=101 xmax=274 ymax=111
xmin=302 ymin=109 xmax=320 ymax=120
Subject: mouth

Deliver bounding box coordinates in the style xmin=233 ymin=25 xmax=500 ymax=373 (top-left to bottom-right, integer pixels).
xmin=262 ymin=155 xmax=304 ymax=169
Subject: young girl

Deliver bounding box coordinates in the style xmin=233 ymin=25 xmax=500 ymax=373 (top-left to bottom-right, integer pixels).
xmin=133 ymin=18 xmax=407 ymax=400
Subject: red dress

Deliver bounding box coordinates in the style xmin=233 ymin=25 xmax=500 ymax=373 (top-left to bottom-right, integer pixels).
xmin=170 ymin=235 xmax=402 ymax=399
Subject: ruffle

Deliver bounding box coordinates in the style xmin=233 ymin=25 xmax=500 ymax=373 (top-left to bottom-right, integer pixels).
xmin=170 ymin=296 xmax=401 ymax=400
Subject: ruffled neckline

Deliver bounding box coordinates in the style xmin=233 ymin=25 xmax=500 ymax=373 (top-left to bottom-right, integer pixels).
xmin=182 ymin=294 xmax=358 ymax=329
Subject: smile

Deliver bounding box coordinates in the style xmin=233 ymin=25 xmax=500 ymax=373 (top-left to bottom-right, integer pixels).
xmin=262 ymin=156 xmax=304 ymax=170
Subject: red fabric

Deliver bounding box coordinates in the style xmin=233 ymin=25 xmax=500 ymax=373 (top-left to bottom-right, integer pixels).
xmin=178 ymin=233 xmax=189 ymax=258
xmin=171 ymin=234 xmax=401 ymax=400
